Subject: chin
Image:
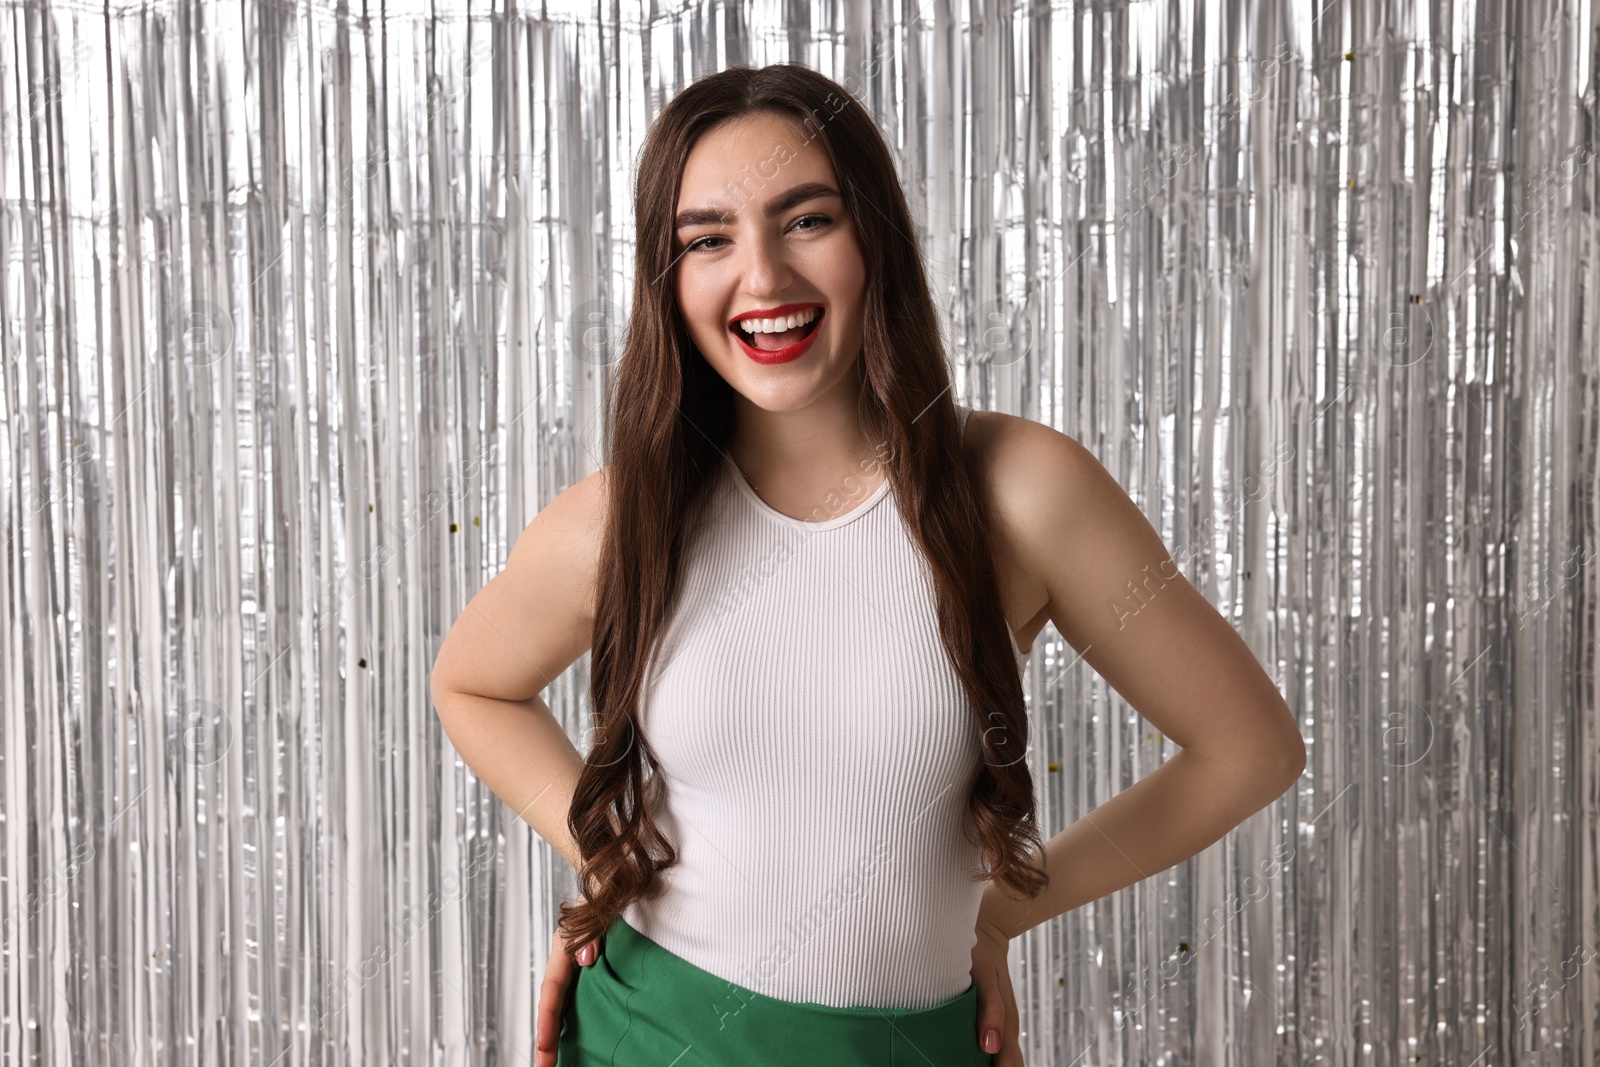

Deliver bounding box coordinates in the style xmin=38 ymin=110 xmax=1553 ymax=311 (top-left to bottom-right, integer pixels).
xmin=729 ymin=385 xmax=822 ymax=413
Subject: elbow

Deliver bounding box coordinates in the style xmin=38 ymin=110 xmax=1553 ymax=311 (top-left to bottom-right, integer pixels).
xmin=429 ymin=666 xmax=463 ymax=719
xmin=428 ymin=682 xmax=453 ymax=722
xmin=1228 ymin=727 xmax=1306 ymax=798
xmin=429 ymin=639 xmax=475 ymax=716
xmin=1260 ymin=699 xmax=1307 ymax=791
xmin=1270 ymin=733 xmax=1307 ymax=792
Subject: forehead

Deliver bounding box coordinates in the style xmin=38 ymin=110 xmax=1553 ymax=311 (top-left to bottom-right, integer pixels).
xmin=676 ymin=111 xmax=837 ymax=209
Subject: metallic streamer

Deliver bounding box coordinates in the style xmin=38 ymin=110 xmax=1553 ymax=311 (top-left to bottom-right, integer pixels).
xmin=1 ymin=0 xmax=1594 ymax=1063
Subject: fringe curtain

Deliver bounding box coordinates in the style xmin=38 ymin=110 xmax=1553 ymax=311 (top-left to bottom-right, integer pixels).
xmin=1 ymin=0 xmax=1595 ymax=1063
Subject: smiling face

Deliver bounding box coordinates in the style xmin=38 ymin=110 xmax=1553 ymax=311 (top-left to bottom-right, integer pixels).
xmin=671 ymin=110 xmax=869 ymax=416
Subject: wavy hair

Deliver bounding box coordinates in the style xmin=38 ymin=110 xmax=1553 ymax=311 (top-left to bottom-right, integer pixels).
xmin=557 ymin=61 xmax=1048 ymax=956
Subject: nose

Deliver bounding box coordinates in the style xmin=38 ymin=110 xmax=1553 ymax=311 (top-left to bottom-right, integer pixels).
xmin=735 ymin=228 xmax=795 ymax=295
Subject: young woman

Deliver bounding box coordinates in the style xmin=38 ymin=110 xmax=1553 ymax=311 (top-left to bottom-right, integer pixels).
xmin=430 ymin=63 xmax=1306 ymax=1067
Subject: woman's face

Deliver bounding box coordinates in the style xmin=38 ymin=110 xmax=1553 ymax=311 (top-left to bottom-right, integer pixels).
xmin=671 ymin=110 xmax=868 ymax=413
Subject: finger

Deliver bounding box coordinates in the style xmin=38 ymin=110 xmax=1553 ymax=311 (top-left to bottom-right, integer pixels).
xmin=995 ymin=966 xmax=1024 ymax=1066
xmin=535 ymin=934 xmax=578 ymax=1064
xmin=973 ymin=967 xmax=1006 ymax=1056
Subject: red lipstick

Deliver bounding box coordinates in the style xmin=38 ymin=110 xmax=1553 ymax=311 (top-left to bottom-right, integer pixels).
xmin=728 ymin=304 xmax=826 ymax=366
xmin=727 ymin=302 xmax=824 ymax=326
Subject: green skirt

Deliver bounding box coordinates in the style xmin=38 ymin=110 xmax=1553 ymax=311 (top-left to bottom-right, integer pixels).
xmin=556 ymin=914 xmax=994 ymax=1066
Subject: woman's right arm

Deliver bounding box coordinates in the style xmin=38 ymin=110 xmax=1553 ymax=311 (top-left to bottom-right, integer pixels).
xmin=428 ymin=468 xmax=608 ymax=872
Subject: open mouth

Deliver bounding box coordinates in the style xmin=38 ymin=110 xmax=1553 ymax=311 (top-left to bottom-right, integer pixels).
xmin=731 ymin=308 xmax=825 ymax=352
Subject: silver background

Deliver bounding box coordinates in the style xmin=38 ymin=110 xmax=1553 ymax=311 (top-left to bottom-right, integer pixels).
xmin=2 ymin=0 xmax=1595 ymax=1063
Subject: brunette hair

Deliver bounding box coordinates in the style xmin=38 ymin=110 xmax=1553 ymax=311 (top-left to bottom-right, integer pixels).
xmin=557 ymin=62 xmax=1047 ymax=955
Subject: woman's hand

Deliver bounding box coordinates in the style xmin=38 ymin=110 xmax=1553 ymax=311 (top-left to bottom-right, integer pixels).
xmin=534 ymin=924 xmax=602 ymax=1067
xmin=970 ymin=915 xmax=1023 ymax=1065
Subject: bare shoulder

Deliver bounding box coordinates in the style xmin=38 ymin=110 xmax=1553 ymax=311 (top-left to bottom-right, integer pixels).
xmin=517 ymin=465 xmax=609 ymax=605
xmin=963 ymin=408 xmax=1099 ymax=538
xmin=965 ymin=410 xmax=1305 ymax=771
xmin=430 ymin=467 xmax=610 ymax=703
xmin=961 ymin=409 xmax=1124 ymax=641
xmin=511 ymin=465 xmax=611 ymax=634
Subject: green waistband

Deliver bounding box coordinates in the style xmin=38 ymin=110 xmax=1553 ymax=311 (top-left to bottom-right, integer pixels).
xmin=557 ymin=914 xmax=994 ymax=1066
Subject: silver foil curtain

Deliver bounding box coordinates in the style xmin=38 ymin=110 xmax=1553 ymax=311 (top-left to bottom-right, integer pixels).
xmin=2 ymin=0 xmax=1596 ymax=1063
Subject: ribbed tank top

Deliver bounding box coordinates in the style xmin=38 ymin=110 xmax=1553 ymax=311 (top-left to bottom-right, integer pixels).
xmin=620 ymin=403 xmax=1029 ymax=1010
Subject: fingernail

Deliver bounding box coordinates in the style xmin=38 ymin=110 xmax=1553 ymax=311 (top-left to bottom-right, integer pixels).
xmin=579 ymin=944 xmax=595 ymax=965
xmin=982 ymin=1029 xmax=1000 ymax=1053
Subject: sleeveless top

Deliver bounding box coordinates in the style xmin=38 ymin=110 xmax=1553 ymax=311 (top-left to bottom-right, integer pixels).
xmin=619 ymin=403 xmax=1029 ymax=1010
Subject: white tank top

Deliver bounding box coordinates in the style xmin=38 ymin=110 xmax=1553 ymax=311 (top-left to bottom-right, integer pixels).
xmin=620 ymin=403 xmax=1028 ymax=1010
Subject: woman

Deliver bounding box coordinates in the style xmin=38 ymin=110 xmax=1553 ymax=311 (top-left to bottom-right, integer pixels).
xmin=430 ymin=63 xmax=1306 ymax=1066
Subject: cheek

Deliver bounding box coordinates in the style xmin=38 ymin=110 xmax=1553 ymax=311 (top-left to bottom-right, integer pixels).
xmin=675 ymin=262 xmax=726 ymax=313
xmin=675 ymin=273 xmax=734 ymax=358
xmin=675 ymin=274 xmax=714 ymax=332
xmin=824 ymin=236 xmax=867 ymax=300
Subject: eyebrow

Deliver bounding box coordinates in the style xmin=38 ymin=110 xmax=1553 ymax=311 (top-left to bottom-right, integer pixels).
xmin=673 ymin=181 xmax=842 ymax=231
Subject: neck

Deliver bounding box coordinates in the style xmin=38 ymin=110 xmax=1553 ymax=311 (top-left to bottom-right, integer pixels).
xmin=726 ymin=380 xmax=887 ymax=492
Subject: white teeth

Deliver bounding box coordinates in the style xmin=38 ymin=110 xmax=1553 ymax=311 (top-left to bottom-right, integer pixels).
xmin=738 ymin=307 xmax=821 ymax=334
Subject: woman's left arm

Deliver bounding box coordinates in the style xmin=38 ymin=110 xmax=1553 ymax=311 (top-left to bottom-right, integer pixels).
xmin=978 ymin=419 xmax=1307 ymax=941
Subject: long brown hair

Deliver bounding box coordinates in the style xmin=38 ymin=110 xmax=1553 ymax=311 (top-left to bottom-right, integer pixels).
xmin=557 ymin=62 xmax=1048 ymax=955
